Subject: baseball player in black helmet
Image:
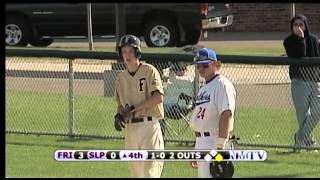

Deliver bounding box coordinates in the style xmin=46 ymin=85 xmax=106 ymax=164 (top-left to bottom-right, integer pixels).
xmin=114 ymin=34 xmax=165 ymax=178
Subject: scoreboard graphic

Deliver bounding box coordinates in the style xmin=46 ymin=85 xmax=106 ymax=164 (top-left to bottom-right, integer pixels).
xmin=55 ymin=150 xmax=267 ymax=162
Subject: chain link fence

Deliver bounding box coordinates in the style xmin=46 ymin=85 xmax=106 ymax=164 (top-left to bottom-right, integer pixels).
xmin=5 ymin=48 xmax=320 ymax=150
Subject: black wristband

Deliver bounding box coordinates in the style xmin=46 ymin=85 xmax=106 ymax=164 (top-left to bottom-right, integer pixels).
xmin=151 ymin=90 xmax=161 ymax=96
xmin=129 ymin=105 xmax=135 ymax=111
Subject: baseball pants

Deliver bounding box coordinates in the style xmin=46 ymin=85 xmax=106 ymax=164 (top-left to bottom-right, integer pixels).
xmin=124 ymin=117 xmax=164 ymax=178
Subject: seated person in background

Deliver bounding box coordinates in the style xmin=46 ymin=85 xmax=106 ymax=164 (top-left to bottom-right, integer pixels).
xmin=163 ymin=61 xmax=195 ymax=119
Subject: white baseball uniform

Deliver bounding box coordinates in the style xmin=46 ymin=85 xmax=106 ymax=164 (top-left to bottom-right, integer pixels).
xmin=190 ymin=74 xmax=236 ymax=178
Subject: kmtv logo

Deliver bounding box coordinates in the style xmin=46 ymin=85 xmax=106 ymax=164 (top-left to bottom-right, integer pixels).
xmin=229 ymin=150 xmax=267 ymax=161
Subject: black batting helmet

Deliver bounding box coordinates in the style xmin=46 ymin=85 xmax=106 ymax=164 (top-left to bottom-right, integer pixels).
xmin=118 ymin=35 xmax=142 ymax=59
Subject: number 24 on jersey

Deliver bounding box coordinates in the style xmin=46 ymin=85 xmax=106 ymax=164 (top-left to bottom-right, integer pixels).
xmin=196 ymin=107 xmax=206 ymax=120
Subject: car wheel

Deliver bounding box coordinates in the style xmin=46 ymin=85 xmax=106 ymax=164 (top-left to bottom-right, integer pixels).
xmin=5 ymin=17 xmax=30 ymax=46
xmin=144 ymin=19 xmax=178 ymax=47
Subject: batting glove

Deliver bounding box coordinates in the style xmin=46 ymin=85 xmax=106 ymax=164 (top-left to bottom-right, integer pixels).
xmin=120 ymin=105 xmax=135 ymax=118
xmin=114 ymin=113 xmax=125 ymax=131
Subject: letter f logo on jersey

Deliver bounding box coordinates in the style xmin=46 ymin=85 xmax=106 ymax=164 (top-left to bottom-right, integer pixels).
xmin=139 ymin=78 xmax=146 ymax=91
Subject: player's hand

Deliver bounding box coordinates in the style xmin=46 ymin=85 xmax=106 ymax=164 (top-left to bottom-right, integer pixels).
xmin=214 ymin=138 xmax=227 ymax=150
xmin=114 ymin=113 xmax=125 ymax=131
xmin=120 ymin=105 xmax=135 ymax=118
xmin=191 ymin=161 xmax=198 ymax=169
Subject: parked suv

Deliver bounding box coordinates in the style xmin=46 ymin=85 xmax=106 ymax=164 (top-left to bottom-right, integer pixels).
xmin=5 ymin=3 xmax=233 ymax=47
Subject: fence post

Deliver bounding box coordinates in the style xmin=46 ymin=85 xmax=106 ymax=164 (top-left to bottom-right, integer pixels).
xmin=87 ymin=3 xmax=94 ymax=51
xmin=68 ymin=59 xmax=75 ymax=138
xmin=290 ymin=3 xmax=295 ymax=19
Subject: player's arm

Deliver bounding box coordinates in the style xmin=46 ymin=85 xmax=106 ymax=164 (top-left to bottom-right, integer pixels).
xmin=215 ymin=82 xmax=236 ymax=149
xmin=115 ymin=93 xmax=123 ymax=113
xmin=114 ymin=77 xmax=123 ymax=112
xmin=134 ymin=91 xmax=163 ymax=113
xmin=113 ymin=76 xmax=125 ymax=131
xmin=218 ymin=110 xmax=233 ymax=139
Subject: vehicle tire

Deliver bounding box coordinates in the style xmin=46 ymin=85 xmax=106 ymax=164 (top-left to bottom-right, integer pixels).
xmin=144 ymin=19 xmax=179 ymax=47
xmin=185 ymin=29 xmax=201 ymax=45
xmin=5 ymin=17 xmax=31 ymax=46
xmin=30 ymin=37 xmax=54 ymax=47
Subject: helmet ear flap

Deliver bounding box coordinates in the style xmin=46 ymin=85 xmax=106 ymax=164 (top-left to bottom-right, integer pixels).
xmin=118 ymin=46 xmax=123 ymax=61
xmin=135 ymin=48 xmax=142 ymax=59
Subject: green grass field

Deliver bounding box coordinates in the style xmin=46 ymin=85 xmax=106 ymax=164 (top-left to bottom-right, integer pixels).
xmin=5 ymin=90 xmax=320 ymax=177
xmin=6 ymin=134 xmax=320 ymax=178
